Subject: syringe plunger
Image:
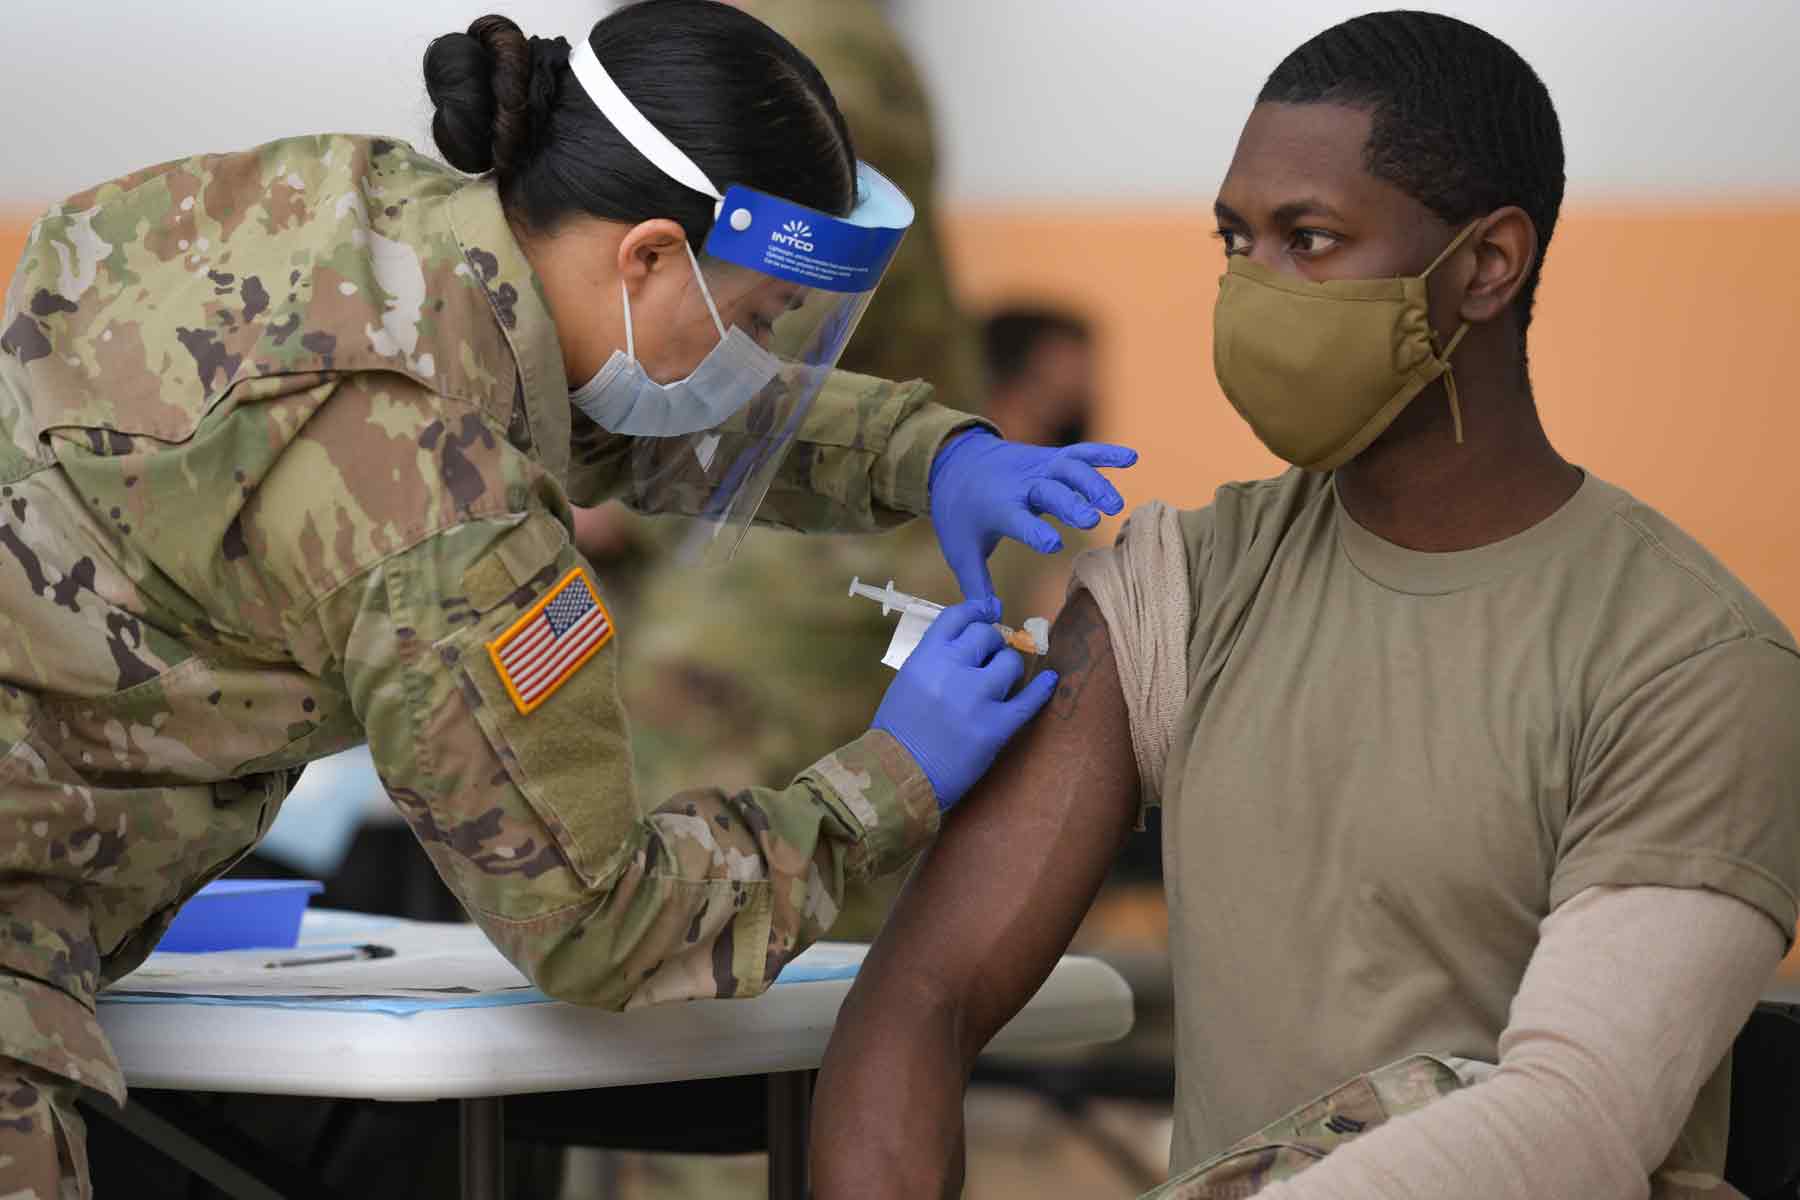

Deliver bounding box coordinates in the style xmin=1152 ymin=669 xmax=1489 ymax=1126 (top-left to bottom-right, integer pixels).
xmin=847 ymin=576 xmax=937 ymax=617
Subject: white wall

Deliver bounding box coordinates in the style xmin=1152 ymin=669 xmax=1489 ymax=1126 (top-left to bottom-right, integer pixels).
xmin=891 ymin=0 xmax=1800 ymax=203
xmin=2 ymin=0 xmax=609 ymax=207
xmin=4 ymin=0 xmax=1797 ymax=209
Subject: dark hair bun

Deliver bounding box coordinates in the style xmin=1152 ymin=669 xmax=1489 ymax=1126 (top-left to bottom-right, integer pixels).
xmin=423 ymin=14 xmax=537 ymax=176
xmin=419 ymin=1 xmax=856 ymax=242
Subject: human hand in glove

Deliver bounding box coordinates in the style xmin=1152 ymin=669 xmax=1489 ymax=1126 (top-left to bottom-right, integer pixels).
xmin=929 ymin=429 xmax=1137 ymax=607
xmin=872 ymin=597 xmax=1060 ymax=811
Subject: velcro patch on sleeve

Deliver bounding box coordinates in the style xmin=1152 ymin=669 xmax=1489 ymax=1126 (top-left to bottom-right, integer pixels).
xmin=485 ymin=568 xmax=615 ymax=714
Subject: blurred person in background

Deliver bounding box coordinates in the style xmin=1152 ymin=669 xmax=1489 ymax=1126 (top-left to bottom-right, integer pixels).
xmin=814 ymin=11 xmax=1800 ymax=1200
xmin=979 ymin=303 xmax=1108 ymax=623
xmin=983 ymin=305 xmax=1097 ymax=453
xmin=0 ymin=1 xmax=1142 ymax=1190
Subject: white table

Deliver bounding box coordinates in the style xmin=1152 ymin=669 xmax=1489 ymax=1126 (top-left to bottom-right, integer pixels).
xmin=96 ymin=911 xmax=1134 ymax=1200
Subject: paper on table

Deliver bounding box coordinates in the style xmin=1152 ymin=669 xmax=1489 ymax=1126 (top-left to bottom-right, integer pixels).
xmin=98 ymin=991 xmax=550 ymax=1016
xmin=110 ymin=948 xmax=535 ymax=999
xmin=103 ymin=910 xmax=866 ymax=1012
xmin=107 ymin=912 xmax=532 ymax=1001
xmin=112 ymin=944 xmax=866 ymax=1001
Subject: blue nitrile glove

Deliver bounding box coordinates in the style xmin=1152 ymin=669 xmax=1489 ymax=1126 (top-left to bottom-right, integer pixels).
xmin=928 ymin=429 xmax=1138 ymax=606
xmin=872 ymin=597 xmax=1061 ymax=810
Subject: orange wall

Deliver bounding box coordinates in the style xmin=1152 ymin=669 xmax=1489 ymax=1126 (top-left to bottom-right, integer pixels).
xmin=943 ymin=204 xmax=1800 ymax=629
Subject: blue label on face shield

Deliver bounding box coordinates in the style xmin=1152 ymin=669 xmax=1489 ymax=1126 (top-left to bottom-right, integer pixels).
xmin=704 ymin=167 xmax=911 ymax=294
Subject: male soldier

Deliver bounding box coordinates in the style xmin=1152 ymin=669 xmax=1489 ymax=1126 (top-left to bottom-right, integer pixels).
xmin=813 ymin=12 xmax=1800 ymax=1199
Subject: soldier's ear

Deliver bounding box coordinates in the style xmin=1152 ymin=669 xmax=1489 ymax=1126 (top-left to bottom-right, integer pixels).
xmin=616 ymin=220 xmax=690 ymax=285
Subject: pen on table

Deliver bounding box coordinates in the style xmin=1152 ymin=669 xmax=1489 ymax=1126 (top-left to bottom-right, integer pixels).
xmin=264 ymin=943 xmax=395 ymax=969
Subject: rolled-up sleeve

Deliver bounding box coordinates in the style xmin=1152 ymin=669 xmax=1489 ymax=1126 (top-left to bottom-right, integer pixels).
xmin=1558 ymin=635 xmax=1800 ymax=942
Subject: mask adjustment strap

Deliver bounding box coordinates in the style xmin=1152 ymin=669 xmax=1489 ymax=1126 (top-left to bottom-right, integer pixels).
xmin=1438 ymin=322 xmax=1471 ymax=444
xmin=1421 ymin=223 xmax=1479 ymax=446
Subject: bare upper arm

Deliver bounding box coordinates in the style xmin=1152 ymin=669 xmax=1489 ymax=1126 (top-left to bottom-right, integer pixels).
xmin=856 ymin=588 xmax=1142 ymax=1055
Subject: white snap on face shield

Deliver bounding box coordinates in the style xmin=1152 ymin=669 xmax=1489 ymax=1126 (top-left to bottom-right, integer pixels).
xmin=565 ymin=36 xmax=914 ymax=565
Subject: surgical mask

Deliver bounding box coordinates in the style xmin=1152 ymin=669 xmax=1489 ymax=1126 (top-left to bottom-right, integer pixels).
xmin=570 ymin=241 xmax=782 ymax=437
xmin=1212 ymin=222 xmax=1478 ymax=471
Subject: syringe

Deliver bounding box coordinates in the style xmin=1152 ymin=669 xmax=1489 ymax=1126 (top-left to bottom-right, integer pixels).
xmin=849 ymin=577 xmax=1050 ymax=668
xmin=847 ymin=576 xmax=931 ymax=618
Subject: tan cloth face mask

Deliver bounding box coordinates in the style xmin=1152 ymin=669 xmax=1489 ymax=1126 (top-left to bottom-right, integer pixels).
xmin=1212 ymin=222 xmax=1478 ymax=472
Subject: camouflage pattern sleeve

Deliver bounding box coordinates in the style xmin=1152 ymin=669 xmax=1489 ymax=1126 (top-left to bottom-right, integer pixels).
xmin=1136 ymin=1056 xmax=1469 ymax=1199
xmin=565 ymin=370 xmax=992 ymax=533
xmin=752 ymin=370 xmax=992 ymax=532
xmin=301 ymin=509 xmax=941 ymax=1008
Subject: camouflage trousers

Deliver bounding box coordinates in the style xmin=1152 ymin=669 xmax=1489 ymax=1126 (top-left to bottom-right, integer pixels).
xmin=0 ymin=970 xmax=118 ymax=1200
xmin=0 ymin=1058 xmax=88 ymax=1200
xmin=1138 ymin=1055 xmax=1746 ymax=1200
xmin=2 ymin=675 xmax=272 ymax=1198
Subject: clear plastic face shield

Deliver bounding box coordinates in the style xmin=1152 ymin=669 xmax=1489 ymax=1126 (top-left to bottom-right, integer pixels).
xmin=565 ymin=37 xmax=914 ymax=565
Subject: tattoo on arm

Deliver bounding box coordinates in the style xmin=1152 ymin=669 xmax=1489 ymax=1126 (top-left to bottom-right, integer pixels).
xmin=1046 ymin=591 xmax=1112 ymax=722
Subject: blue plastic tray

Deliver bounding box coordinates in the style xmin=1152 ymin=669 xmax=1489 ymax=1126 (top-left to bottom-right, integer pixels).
xmin=155 ymin=879 xmax=325 ymax=953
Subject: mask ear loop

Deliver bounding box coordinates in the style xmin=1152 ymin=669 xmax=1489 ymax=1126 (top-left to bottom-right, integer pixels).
xmin=683 ymin=241 xmax=729 ymax=341
xmin=1422 ymin=222 xmax=1482 ymax=445
xmin=618 ymin=239 xmax=728 ymax=366
xmin=1424 ymin=220 xmax=1481 ymax=275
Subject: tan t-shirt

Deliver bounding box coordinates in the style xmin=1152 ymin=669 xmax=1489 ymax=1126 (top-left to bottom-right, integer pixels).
xmin=1074 ymin=469 xmax=1800 ymax=1174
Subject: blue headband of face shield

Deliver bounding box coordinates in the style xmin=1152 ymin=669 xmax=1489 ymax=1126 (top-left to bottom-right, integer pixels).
xmin=702 ymin=163 xmax=914 ymax=295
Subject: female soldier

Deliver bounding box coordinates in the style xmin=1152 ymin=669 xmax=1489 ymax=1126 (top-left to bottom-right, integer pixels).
xmin=0 ymin=2 xmax=1133 ymax=1191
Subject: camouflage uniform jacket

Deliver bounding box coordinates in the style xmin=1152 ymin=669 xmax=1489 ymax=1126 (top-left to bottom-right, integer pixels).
xmin=0 ymin=135 xmax=967 ymax=1103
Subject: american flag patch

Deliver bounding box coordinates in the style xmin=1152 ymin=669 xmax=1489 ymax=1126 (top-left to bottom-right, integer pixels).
xmin=486 ymin=568 xmax=614 ymax=714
